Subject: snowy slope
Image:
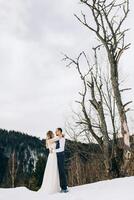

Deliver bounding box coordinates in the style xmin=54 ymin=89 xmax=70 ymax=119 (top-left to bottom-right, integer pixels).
xmin=0 ymin=177 xmax=134 ymax=200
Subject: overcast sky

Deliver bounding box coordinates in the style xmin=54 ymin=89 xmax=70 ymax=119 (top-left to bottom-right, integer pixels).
xmin=0 ymin=0 xmax=134 ymax=139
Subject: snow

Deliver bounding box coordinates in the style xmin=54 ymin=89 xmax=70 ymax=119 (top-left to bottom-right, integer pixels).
xmin=0 ymin=177 xmax=134 ymax=200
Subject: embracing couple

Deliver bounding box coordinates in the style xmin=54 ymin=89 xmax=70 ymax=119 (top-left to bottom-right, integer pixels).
xmin=40 ymin=128 xmax=68 ymax=194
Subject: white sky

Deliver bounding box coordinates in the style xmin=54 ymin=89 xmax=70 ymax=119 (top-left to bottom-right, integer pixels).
xmin=0 ymin=0 xmax=134 ymax=139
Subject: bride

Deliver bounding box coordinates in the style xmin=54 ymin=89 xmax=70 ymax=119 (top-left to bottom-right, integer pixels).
xmin=39 ymin=130 xmax=60 ymax=194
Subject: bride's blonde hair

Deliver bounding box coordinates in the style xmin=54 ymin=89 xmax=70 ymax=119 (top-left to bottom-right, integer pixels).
xmin=46 ymin=131 xmax=54 ymax=149
xmin=46 ymin=130 xmax=54 ymax=140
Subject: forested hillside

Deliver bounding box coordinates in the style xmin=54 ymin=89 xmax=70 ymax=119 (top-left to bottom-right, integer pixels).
xmin=0 ymin=129 xmax=134 ymax=191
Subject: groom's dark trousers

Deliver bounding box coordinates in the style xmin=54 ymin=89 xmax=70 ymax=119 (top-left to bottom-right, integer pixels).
xmin=57 ymin=152 xmax=67 ymax=190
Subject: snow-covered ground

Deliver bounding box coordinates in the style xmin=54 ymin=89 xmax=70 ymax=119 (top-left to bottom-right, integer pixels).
xmin=0 ymin=177 xmax=134 ymax=200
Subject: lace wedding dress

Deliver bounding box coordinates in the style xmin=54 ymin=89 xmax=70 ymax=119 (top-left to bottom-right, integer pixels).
xmin=39 ymin=141 xmax=60 ymax=194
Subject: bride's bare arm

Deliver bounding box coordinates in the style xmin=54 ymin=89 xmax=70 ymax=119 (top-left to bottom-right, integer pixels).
xmin=46 ymin=140 xmax=54 ymax=153
xmin=49 ymin=136 xmax=60 ymax=143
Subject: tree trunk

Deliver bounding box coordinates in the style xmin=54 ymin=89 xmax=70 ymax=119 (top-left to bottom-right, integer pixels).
xmin=99 ymin=104 xmax=110 ymax=174
xmin=10 ymin=151 xmax=15 ymax=188
xmin=109 ymin=56 xmax=131 ymax=172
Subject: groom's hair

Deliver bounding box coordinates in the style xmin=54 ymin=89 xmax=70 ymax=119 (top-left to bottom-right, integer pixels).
xmin=57 ymin=128 xmax=62 ymax=133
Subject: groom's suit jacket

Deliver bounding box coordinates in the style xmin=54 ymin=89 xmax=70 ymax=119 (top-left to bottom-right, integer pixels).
xmin=56 ymin=140 xmax=60 ymax=149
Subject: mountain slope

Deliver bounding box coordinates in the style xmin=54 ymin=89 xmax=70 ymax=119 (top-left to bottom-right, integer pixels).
xmin=0 ymin=177 xmax=134 ymax=200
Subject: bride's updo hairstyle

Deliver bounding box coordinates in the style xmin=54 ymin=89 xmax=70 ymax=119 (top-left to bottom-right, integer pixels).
xmin=46 ymin=130 xmax=54 ymax=140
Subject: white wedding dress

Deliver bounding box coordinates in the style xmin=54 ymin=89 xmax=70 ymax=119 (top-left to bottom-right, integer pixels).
xmin=39 ymin=141 xmax=60 ymax=194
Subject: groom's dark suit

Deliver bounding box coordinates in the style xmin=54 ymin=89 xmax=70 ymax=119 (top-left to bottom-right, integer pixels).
xmin=56 ymin=138 xmax=67 ymax=191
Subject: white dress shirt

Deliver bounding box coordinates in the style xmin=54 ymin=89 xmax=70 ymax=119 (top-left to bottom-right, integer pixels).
xmin=56 ymin=137 xmax=65 ymax=153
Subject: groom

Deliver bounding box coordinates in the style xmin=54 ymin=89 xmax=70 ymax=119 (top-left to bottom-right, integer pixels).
xmin=55 ymin=128 xmax=68 ymax=193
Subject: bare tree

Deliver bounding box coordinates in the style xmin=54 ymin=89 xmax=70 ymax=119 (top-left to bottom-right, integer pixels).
xmin=64 ymin=50 xmax=119 ymax=175
xmin=74 ymin=0 xmax=132 ymax=170
xmin=9 ymin=150 xmax=19 ymax=188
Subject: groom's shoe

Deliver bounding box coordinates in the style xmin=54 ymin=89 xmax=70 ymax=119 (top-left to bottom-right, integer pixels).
xmin=60 ymin=189 xmax=69 ymax=193
xmin=63 ymin=189 xmax=69 ymax=193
